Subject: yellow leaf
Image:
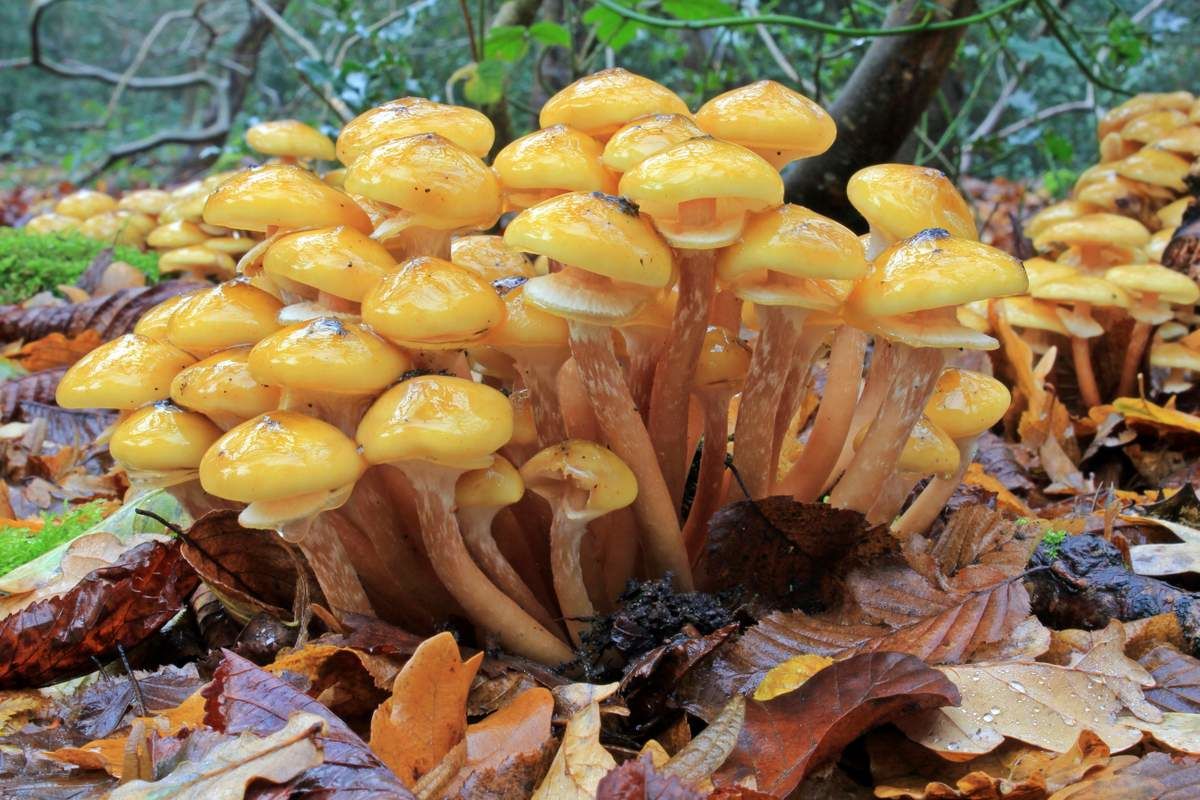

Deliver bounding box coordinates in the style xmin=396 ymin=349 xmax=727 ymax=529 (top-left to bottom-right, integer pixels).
xmin=753 ymin=654 xmax=833 ymax=701
xmin=533 ymin=683 xmax=618 ymax=800
xmin=962 ymin=462 xmax=1034 ymax=517
xmin=1113 ymin=396 xmax=1200 ymax=435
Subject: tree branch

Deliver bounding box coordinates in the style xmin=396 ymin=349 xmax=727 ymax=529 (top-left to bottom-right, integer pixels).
xmin=245 ymin=0 xmax=353 ymax=121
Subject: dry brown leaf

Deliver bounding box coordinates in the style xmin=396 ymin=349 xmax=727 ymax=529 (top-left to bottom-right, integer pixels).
xmin=11 ymin=330 xmax=102 ymax=372
xmin=662 ymin=695 xmax=743 ymax=789
xmin=1127 ymin=712 xmax=1200 ymax=754
xmin=369 ymin=631 xmax=483 ymax=788
xmin=1044 ymin=621 xmax=1161 ymax=723
xmin=533 ymin=682 xmax=618 ymax=800
xmin=1141 ymin=645 xmax=1200 ymax=713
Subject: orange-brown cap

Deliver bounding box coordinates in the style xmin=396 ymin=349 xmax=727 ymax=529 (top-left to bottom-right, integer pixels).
xmin=357 ymin=375 xmax=513 ymax=470
xmin=1106 ymin=264 xmax=1200 ymax=323
xmin=167 ymin=279 xmax=283 ymax=356
xmin=539 ymin=68 xmax=689 ymax=140
xmin=693 ymin=80 xmax=835 ymax=168
xmin=117 ymin=189 xmax=170 ymax=216
xmin=246 ymin=119 xmax=335 ymax=161
xmin=1099 ymin=91 xmax=1195 ymax=138
xmin=1114 ymin=147 xmax=1190 ymax=192
xmin=996 ymin=296 xmax=1070 ymax=336
xmin=343 ymin=133 xmax=501 ymax=233
xmin=521 ymin=439 xmax=637 ymax=519
xmin=846 ymin=165 xmax=976 ymax=244
xmin=618 ymin=137 xmax=784 ymax=248
xmin=170 ymin=346 xmax=281 ymax=429
xmin=56 ymin=334 xmax=195 ymax=410
xmin=923 ymin=368 xmax=1010 ymax=440
xmin=203 ymin=164 xmax=372 ymax=234
xmin=451 ymin=235 xmax=535 ymax=283
xmin=487 ymin=280 xmax=570 ymax=353
xmin=493 ymin=125 xmax=617 ymax=210
xmin=1154 ymin=126 xmax=1200 ymax=157
xmin=602 ymin=114 xmax=705 ymax=173
xmin=895 ymin=417 xmax=959 ymax=478
xmin=1024 ymin=201 xmax=1100 ymax=241
xmin=55 ymin=189 xmax=116 ymax=220
xmin=263 ymin=226 xmax=397 ymax=301
xmin=109 ymin=400 xmax=223 ymax=474
xmin=693 ymin=326 xmax=751 ymax=391
xmin=1120 ymin=109 xmax=1188 ymax=144
xmin=133 ymin=293 xmax=195 ymax=342
xmin=455 ymin=455 xmax=524 ymax=510
xmin=1032 ymin=275 xmax=1130 ymax=339
xmin=336 ymin=97 xmax=495 ymax=164
xmin=248 ymin=317 xmax=410 ymax=395
xmin=363 ymin=257 xmax=505 ymax=349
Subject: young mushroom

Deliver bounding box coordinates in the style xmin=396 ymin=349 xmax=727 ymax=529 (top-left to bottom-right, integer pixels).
xmin=132 ymin=293 xmax=198 ymax=343
xmin=693 ymin=80 xmax=836 ymax=170
xmin=167 ymin=279 xmax=283 ymax=358
xmin=845 ymin=164 xmax=978 ymax=258
xmin=170 ymin=346 xmax=281 ymax=430
xmin=1105 ymin=264 xmax=1200 ymax=396
xmin=147 ymin=220 xmax=209 ymax=251
xmin=451 ymin=235 xmax=535 ymax=283
xmin=55 ymin=189 xmax=116 ymax=220
xmin=157 ymin=246 xmax=237 ymax=282
xmin=601 ymin=114 xmax=706 ymax=174
xmin=335 ymin=97 xmax=495 ymax=166
xmin=261 ymin=226 xmax=398 ymax=316
xmin=1031 ymin=213 xmax=1151 ymax=270
xmin=356 ymin=375 xmax=572 ymax=664
xmin=864 ymin=416 xmax=960 ymax=525
xmin=493 ymin=124 xmax=617 ymax=211
xmin=56 ymin=334 xmax=195 ymax=418
xmin=521 ymin=439 xmax=638 ymax=645
xmin=245 ymin=119 xmax=335 ymax=165
xmin=1031 ymin=275 xmax=1131 ymax=407
xmin=538 ymin=68 xmax=689 ymax=142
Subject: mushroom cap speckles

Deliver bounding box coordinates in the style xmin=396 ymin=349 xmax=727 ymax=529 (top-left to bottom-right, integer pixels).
xmin=167 ymin=280 xmax=284 ymax=356
xmin=110 ymin=401 xmax=223 ymax=472
xmin=203 ymin=164 xmax=371 ymax=234
xmin=539 ymin=68 xmax=689 ymax=141
xmin=171 ymin=346 xmax=280 ymax=424
xmin=602 ymin=113 xmax=705 ymax=173
xmin=248 ymin=317 xmax=410 ymax=395
xmin=493 ymin=124 xmax=617 ymax=206
xmin=363 ymin=257 xmax=506 ymax=349
xmin=924 ymin=368 xmax=1011 ymax=440
xmin=847 ymin=164 xmax=978 ymax=243
xmin=56 ymin=334 xmax=195 ymax=410
xmin=520 ymin=439 xmax=638 ymax=516
xmin=717 ymin=204 xmax=868 ymax=286
xmin=694 ymin=80 xmax=835 ymax=167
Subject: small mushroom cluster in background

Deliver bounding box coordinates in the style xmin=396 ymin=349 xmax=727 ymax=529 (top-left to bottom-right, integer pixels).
xmin=995 ymin=91 xmax=1200 ymax=406
xmin=54 ymin=69 xmax=1037 ymax=665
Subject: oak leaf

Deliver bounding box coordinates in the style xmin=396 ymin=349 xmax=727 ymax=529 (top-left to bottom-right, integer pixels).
xmin=11 ymin=330 xmax=102 ymax=372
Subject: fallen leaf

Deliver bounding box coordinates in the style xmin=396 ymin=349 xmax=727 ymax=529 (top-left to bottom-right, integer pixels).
xmin=753 ymin=654 xmax=833 ymax=701
xmin=619 ymin=623 xmax=735 ymax=727
xmin=961 ymin=462 xmax=1035 ymax=517
xmin=1043 ymin=620 xmax=1161 ymax=722
xmin=68 ymin=663 xmax=205 ymax=740
xmin=1130 ymin=543 xmax=1200 ymax=576
xmin=0 ymin=281 xmax=202 ymax=343
xmin=11 ymin=330 xmax=102 ymax=373
xmin=0 ymin=367 xmax=68 ymax=422
xmin=1114 ymin=396 xmax=1200 ymax=436
xmin=533 ymin=682 xmax=619 ymax=800
xmin=1052 ymin=751 xmax=1200 ymax=798
xmin=596 ymin=755 xmax=704 ymax=800
xmin=369 ymin=631 xmax=483 ymax=787
xmin=1127 ymin=712 xmax=1200 ymax=754
xmin=107 ymin=711 xmax=326 ymax=799
xmin=662 ymin=695 xmax=743 ymax=786
xmin=717 ymin=652 xmax=959 ymax=795
xmin=1141 ymin=645 xmax=1200 ymax=713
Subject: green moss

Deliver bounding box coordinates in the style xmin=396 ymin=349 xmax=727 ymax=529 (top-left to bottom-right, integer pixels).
xmin=0 ymin=228 xmax=158 ymax=304
xmin=1041 ymin=529 xmax=1068 ymax=560
xmin=0 ymin=501 xmax=110 ymax=577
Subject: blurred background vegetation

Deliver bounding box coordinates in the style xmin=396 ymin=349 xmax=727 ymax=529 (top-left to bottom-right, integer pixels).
xmin=0 ymin=0 xmax=1195 ymax=199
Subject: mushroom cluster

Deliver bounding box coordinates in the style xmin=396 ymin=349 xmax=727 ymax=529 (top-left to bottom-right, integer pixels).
xmin=998 ymin=91 xmax=1200 ymax=405
xmin=57 ymin=69 xmax=1032 ymax=665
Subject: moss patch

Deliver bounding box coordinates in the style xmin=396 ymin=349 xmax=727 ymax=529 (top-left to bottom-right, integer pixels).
xmin=0 ymin=228 xmax=158 ymax=304
xmin=0 ymin=501 xmax=110 ymax=577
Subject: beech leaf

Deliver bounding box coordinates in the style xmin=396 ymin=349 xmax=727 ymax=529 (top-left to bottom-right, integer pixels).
xmin=596 ymin=755 xmax=704 ymax=800
xmin=661 ymin=695 xmax=743 ymax=785
xmin=1141 ymin=645 xmax=1200 ymax=713
xmin=753 ymin=654 xmax=833 ymax=701
xmin=0 ymin=280 xmax=202 ymax=343
xmin=533 ymin=682 xmax=618 ymax=800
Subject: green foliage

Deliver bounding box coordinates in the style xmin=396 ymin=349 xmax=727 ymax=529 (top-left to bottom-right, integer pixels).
xmin=0 ymin=501 xmax=110 ymax=578
xmin=0 ymin=229 xmax=158 ymax=304
xmin=1041 ymin=529 xmax=1068 ymax=560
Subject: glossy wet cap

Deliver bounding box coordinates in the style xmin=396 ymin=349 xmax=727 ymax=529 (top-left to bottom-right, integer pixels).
xmin=170 ymin=346 xmax=281 ymax=425
xmin=1099 ymin=91 xmax=1195 ymax=137
xmin=487 ymin=281 xmax=570 ymax=350
xmin=133 ymin=293 xmax=194 ymax=343
xmin=248 ymin=317 xmax=410 ymax=395
xmin=147 ymin=221 xmax=208 ymax=250
xmin=693 ymin=326 xmax=751 ymax=391
xmin=157 ymin=246 xmax=236 ymax=278
xmin=167 ymin=279 xmax=284 ymax=355
xmin=56 ymin=334 xmax=195 ymax=410
xmin=1119 ymin=110 xmax=1188 ymax=144
xmin=1024 ymin=201 xmax=1100 ymax=241
xmin=455 ymin=455 xmax=525 ymax=509
xmin=1106 ymin=264 xmax=1200 ymax=305
xmin=263 ymin=226 xmax=397 ymax=301
xmin=246 ymin=119 xmax=335 ymax=160
xmin=203 ymin=164 xmax=372 ymax=234
xmin=109 ymin=401 xmax=223 ymax=472
xmin=1032 ymin=274 xmax=1131 ymax=308
xmin=343 ymin=133 xmax=502 ymax=231
xmin=693 ymin=80 xmax=836 ymax=167
xmin=118 ymin=189 xmax=170 ymax=216
xmin=200 ymin=410 xmax=366 ymax=502
xmin=896 ymin=417 xmax=960 ymax=478
xmin=602 ymin=114 xmax=705 ymax=173
xmin=55 ymin=189 xmax=116 ymax=220
xmin=1032 ymin=213 xmax=1151 ymax=252
xmin=357 ymin=375 xmax=514 ymax=470
xmin=336 ymin=97 xmax=495 ymax=164
xmin=451 ymin=235 xmax=535 ymax=283
xmin=363 ymin=257 xmax=506 ymax=349
xmin=846 ymin=165 xmax=977 ymax=243
xmin=520 ymin=439 xmax=638 ymax=517
xmin=1114 ymin=147 xmax=1190 ymax=192
xmin=539 ymin=68 xmax=689 ymax=140
xmin=924 ymin=369 xmax=1011 ymax=440
xmin=493 ymin=125 xmax=617 ymax=208
xmin=995 ymin=296 xmax=1069 ymax=335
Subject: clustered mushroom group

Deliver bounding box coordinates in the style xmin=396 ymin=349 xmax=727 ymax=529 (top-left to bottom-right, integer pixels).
xmin=994 ymin=91 xmax=1200 ymax=407
xmin=54 ymin=69 xmax=1034 ymax=665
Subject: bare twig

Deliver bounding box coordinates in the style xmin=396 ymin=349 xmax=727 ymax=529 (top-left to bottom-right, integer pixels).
xmin=245 ymin=0 xmax=353 ymax=121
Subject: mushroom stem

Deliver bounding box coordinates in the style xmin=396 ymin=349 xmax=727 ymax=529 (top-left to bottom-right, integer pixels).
xmin=513 ymin=355 xmax=567 ymax=447
xmin=317 ymin=291 xmax=360 ymax=314
xmin=1118 ymin=321 xmax=1153 ymax=398
xmin=278 ymin=514 xmax=375 ymax=618
xmin=398 ymin=463 xmax=573 ymax=664
xmin=1071 ymin=334 xmax=1102 ymax=408
xmin=558 ymin=357 xmax=602 ymax=441
xmin=828 ymin=344 xmax=944 ymax=514
xmin=648 ymin=249 xmax=717 ymax=504
xmin=730 ymin=305 xmax=806 ymax=499
xmin=549 ymin=490 xmax=596 ymax=646
xmin=709 ymin=289 xmax=742 ymax=330
xmin=892 ymin=437 xmax=978 ymax=539
xmin=456 ymin=505 xmax=562 ymax=634
xmin=776 ymin=325 xmax=868 ymax=500
xmin=865 ymin=473 xmax=921 ymax=526
xmin=383 ymin=225 xmax=453 ymax=261
xmin=278 ymin=389 xmax=373 ymax=437
xmin=568 ymin=321 xmax=693 ymax=590
xmin=821 ymin=338 xmax=896 ymax=494
xmin=683 ymin=390 xmax=732 ymax=560
xmin=598 ymin=507 xmax=639 ymax=605
xmin=769 ymin=322 xmax=827 ymax=484
xmin=624 ymin=329 xmax=667 ymax=422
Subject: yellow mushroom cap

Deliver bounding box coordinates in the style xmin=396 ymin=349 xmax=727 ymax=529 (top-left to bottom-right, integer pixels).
xmin=204 ymin=236 xmax=256 ymax=256
xmin=109 ymin=401 xmax=223 ymax=472
xmin=158 ymin=246 xmax=237 ymax=278
xmin=846 ymin=164 xmax=977 ymax=243
xmin=1099 ymin=91 xmax=1195 ymax=137
xmin=118 ymin=189 xmax=170 ymax=216
xmin=1024 ymin=200 xmax=1100 ymax=240
xmin=503 ymin=192 xmax=673 ymax=288
xmin=343 ymin=133 xmax=502 ymax=231
xmin=78 ymin=212 xmax=150 ymax=247
xmin=248 ymin=317 xmax=410 ymax=395
xmin=1154 ymin=126 xmax=1200 ymax=157
xmin=924 ymin=368 xmax=1011 ymax=439
xmin=1151 ymin=341 xmax=1200 ymax=371
xmin=363 ymin=257 xmax=505 ymax=349
xmin=1032 ymin=213 xmax=1151 ymax=252
xmin=263 ymin=226 xmax=397 ymax=301
xmin=356 ymin=375 xmax=514 ymax=470
xmin=25 ymin=213 xmax=80 ymax=234
xmin=539 ymin=68 xmax=689 ymax=140
xmin=996 ymin=296 xmax=1069 ymax=335
xmin=717 ymin=204 xmax=869 ymax=287
xmin=200 ymin=411 xmax=366 ymax=503
xmin=56 ymin=334 xmax=195 ymax=410
xmin=1022 ymin=257 xmax=1078 ymax=292
xmin=693 ymin=80 xmax=836 ymax=168
xmin=246 ymin=119 xmax=335 ymax=160
xmin=1120 ymin=109 xmax=1188 ymax=144
xmin=693 ymin=326 xmax=751 ymax=390
xmin=493 ymin=124 xmax=617 ymax=207
xmin=1106 ymin=264 xmax=1200 ymax=305
xmin=170 ymin=346 xmax=280 ymax=424
xmin=336 ymin=97 xmax=495 ymax=164
xmin=1149 ymin=229 xmax=1174 ymax=263
xmin=451 ymin=235 xmax=534 ymax=283
xmin=203 ymin=164 xmax=372 ymax=234
xmin=487 ymin=281 xmax=570 ymax=350
xmin=134 ymin=293 xmax=194 ymax=342
xmin=520 ymin=439 xmax=638 ymax=516
xmin=1114 ymin=148 xmax=1190 ymax=192
xmin=147 ymin=221 xmax=208 ymax=250
xmin=896 ymin=417 xmax=960 ymax=477
xmin=1032 ymin=275 xmax=1131 ymax=308
xmin=1072 ymin=174 xmax=1158 ymax=212
xmin=55 ymin=189 xmax=116 ymax=220
xmin=602 ymin=113 xmax=705 ymax=173
xmin=455 ymin=455 xmax=524 ymax=509
xmin=618 ymin=137 xmax=784 ymax=249
xmin=167 ymin=280 xmax=284 ymax=356
xmin=1158 ymin=197 xmax=1193 ymax=229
